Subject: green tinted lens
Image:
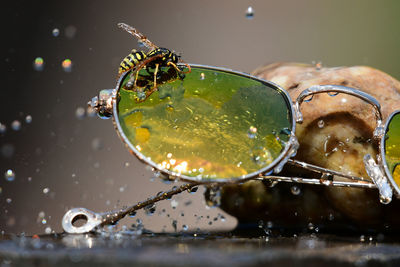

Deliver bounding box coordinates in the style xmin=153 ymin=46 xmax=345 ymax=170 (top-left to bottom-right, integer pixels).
xmin=384 ymin=111 xmax=400 ymax=186
xmin=116 ymin=65 xmax=293 ymax=180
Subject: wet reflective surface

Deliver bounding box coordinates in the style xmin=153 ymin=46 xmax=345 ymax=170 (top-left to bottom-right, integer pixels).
xmin=1 ymin=232 xmax=400 ymax=266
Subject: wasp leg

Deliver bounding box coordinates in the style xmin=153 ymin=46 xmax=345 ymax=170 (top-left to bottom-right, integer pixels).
xmin=167 ymin=62 xmax=191 ymax=74
xmin=153 ymin=63 xmax=159 ymax=88
xmin=133 ymin=68 xmax=140 ymax=90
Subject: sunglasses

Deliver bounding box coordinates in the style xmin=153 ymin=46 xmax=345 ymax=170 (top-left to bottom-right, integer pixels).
xmin=62 ymin=64 xmax=399 ymax=234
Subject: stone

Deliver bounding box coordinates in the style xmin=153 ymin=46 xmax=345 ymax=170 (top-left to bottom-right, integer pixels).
xmin=217 ymin=62 xmax=400 ymax=231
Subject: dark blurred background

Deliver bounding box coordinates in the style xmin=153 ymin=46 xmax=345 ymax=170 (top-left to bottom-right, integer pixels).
xmin=1 ymin=0 xmax=400 ymax=235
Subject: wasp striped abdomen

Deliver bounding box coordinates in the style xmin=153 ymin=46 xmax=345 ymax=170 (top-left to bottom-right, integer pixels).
xmin=118 ymin=50 xmax=147 ymax=76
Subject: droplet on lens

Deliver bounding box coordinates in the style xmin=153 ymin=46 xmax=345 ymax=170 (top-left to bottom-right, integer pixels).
xmin=247 ymin=126 xmax=257 ymax=138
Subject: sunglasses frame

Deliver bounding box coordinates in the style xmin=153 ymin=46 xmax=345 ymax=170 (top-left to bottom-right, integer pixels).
xmin=111 ymin=64 xmax=299 ymax=184
xmin=91 ymin=64 xmax=398 ymax=203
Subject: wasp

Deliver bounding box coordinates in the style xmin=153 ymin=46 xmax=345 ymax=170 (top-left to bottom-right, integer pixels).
xmin=117 ymin=23 xmax=191 ymax=101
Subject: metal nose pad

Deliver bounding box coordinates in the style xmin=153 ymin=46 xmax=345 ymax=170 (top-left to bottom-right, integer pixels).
xmin=363 ymin=154 xmax=392 ymax=204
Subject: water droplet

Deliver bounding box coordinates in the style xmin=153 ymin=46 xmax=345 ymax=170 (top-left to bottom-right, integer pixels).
xmin=91 ymin=138 xmax=103 ymax=150
xmin=62 ymin=59 xmax=73 ymax=72
xmin=33 ymin=57 xmax=44 ymax=71
xmin=11 ymin=120 xmax=21 ymax=131
xmin=5 ymin=169 xmax=15 ymax=182
xmin=182 ymin=224 xmax=188 ymax=231
xmin=42 ymin=218 xmax=47 ymax=224
xmin=304 ymin=95 xmax=313 ymax=102
xmin=187 ymin=186 xmax=198 ymax=194
xmin=290 ymin=185 xmax=301 ymax=195
xmin=129 ymin=211 xmax=136 ymax=217
xmin=1 ymin=144 xmax=15 ymax=158
xmin=52 ymin=28 xmax=60 ymax=37
xmin=247 ymin=126 xmax=257 ymax=138
xmin=328 ymin=92 xmax=339 ymax=97
xmin=45 ymin=227 xmax=52 ymax=234
xmin=144 ymin=204 xmax=156 ymax=216
xmin=43 ymin=188 xmax=50 ymax=194
xmin=171 ymin=199 xmax=179 ymax=209
xmin=27 ymin=177 xmax=32 ymax=182
xmin=0 ymin=123 xmax=6 ymax=134
xmin=200 ymin=73 xmax=205 ymax=80
xmin=328 ymin=213 xmax=334 ymax=221
xmin=250 ymin=146 xmax=272 ymax=165
xmin=166 ymin=104 xmax=174 ymax=112
xmin=6 ymin=198 xmax=12 ymax=204
xmin=317 ymin=120 xmax=325 ymax=128
xmin=124 ymin=162 xmax=130 ymax=167
xmin=25 ymin=115 xmax=32 ymax=124
xmin=65 ymin=25 xmax=77 ymax=39
xmin=360 ymin=235 xmax=365 ymax=242
xmin=119 ymin=186 xmax=125 ymax=192
xmin=172 ymin=220 xmax=177 ymax=232
xmin=314 ymin=61 xmax=322 ymax=70
xmin=205 ymin=187 xmax=221 ymax=207
xmin=308 ymin=222 xmax=314 ymax=230
xmin=245 ymin=6 xmax=254 ymax=19
xmin=75 ymin=107 xmax=85 ymax=119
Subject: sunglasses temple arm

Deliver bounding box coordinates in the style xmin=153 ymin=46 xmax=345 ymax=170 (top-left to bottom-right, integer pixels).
xmin=257 ymin=176 xmax=376 ymax=189
xmin=62 ymin=182 xmax=201 ymax=234
xmin=286 ymin=159 xmax=369 ymax=182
